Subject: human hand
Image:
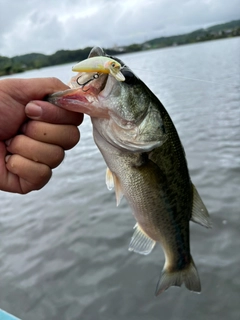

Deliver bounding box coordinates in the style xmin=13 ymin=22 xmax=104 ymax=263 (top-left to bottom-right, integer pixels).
xmin=0 ymin=77 xmax=83 ymax=194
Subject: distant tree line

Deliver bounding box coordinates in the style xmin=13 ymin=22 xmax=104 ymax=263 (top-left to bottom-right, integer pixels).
xmin=0 ymin=19 xmax=239 ymax=77
xmin=0 ymin=46 xmax=130 ymax=76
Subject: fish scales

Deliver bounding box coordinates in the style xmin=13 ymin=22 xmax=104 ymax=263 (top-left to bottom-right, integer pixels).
xmin=95 ymin=82 xmax=193 ymax=269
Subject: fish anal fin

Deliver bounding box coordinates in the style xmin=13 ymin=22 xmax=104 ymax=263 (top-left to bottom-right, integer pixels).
xmin=191 ymin=184 xmax=211 ymax=228
xmin=155 ymin=255 xmax=201 ymax=296
xmin=128 ymin=223 xmax=156 ymax=255
xmin=105 ymin=168 xmax=123 ymax=206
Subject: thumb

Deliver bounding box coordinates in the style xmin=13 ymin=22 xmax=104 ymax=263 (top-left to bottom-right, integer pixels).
xmin=25 ymin=100 xmax=84 ymax=126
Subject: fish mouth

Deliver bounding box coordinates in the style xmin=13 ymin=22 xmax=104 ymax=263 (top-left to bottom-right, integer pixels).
xmin=47 ymin=47 xmax=121 ymax=118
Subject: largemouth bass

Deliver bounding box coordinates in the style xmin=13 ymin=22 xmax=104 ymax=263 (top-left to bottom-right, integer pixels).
xmin=48 ymin=47 xmax=210 ymax=296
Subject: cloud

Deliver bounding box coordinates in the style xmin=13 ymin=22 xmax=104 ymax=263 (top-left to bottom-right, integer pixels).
xmin=0 ymin=0 xmax=239 ymax=57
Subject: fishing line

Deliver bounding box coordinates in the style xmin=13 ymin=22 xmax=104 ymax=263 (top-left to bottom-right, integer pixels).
xmin=131 ymin=68 xmax=240 ymax=86
xmin=157 ymin=74 xmax=239 ymax=84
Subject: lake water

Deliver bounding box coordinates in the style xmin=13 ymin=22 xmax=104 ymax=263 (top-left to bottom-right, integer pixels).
xmin=0 ymin=37 xmax=240 ymax=320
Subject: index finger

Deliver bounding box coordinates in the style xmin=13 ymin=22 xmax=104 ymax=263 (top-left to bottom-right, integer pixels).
xmin=1 ymin=77 xmax=69 ymax=105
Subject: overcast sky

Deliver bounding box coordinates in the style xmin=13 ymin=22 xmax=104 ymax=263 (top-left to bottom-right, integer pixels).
xmin=0 ymin=0 xmax=239 ymax=57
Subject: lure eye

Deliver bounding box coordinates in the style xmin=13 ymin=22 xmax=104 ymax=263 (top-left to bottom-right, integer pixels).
xmin=110 ymin=61 xmax=120 ymax=70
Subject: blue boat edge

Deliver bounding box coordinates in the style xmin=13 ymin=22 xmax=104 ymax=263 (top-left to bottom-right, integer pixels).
xmin=0 ymin=309 xmax=21 ymax=320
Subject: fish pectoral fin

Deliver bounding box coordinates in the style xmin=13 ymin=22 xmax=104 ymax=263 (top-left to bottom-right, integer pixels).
xmin=155 ymin=255 xmax=201 ymax=296
xmin=105 ymin=168 xmax=123 ymax=206
xmin=191 ymin=184 xmax=211 ymax=228
xmin=128 ymin=223 xmax=156 ymax=255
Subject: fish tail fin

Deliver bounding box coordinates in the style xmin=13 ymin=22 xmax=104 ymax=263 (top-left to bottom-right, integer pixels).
xmin=155 ymin=255 xmax=201 ymax=296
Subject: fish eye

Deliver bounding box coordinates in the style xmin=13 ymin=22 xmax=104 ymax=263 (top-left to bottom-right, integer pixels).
xmin=121 ymin=70 xmax=136 ymax=85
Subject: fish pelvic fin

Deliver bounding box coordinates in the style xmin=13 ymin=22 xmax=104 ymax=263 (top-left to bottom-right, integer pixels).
xmin=191 ymin=184 xmax=211 ymax=228
xmin=105 ymin=168 xmax=123 ymax=206
xmin=128 ymin=223 xmax=156 ymax=255
xmin=106 ymin=167 xmax=114 ymax=190
xmin=155 ymin=255 xmax=201 ymax=296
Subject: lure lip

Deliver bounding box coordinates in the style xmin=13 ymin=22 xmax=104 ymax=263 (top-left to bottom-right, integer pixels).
xmin=72 ymin=56 xmax=125 ymax=82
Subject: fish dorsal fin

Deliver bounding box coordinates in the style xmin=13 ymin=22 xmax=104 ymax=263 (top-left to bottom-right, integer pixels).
xmin=105 ymin=168 xmax=123 ymax=206
xmin=128 ymin=223 xmax=156 ymax=255
xmin=88 ymin=47 xmax=105 ymax=58
xmin=191 ymin=184 xmax=211 ymax=228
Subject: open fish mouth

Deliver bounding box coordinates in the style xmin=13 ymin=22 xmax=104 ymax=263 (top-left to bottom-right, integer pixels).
xmin=47 ymin=47 xmax=126 ymax=118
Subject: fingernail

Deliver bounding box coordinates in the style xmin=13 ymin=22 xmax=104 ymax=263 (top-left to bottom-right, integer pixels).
xmin=5 ymin=139 xmax=12 ymax=146
xmin=5 ymin=155 xmax=11 ymax=163
xmin=25 ymin=102 xmax=42 ymax=119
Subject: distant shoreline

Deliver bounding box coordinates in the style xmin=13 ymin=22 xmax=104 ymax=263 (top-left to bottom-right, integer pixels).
xmin=0 ymin=19 xmax=239 ymax=77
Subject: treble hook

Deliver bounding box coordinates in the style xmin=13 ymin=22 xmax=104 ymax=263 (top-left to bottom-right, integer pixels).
xmin=76 ymin=73 xmax=100 ymax=92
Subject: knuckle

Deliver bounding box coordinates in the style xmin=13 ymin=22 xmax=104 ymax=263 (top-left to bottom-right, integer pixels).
xmin=6 ymin=154 xmax=16 ymax=171
xmin=24 ymin=120 xmax=39 ymax=138
xmin=8 ymin=135 xmax=25 ymax=152
xmin=51 ymin=147 xmax=65 ymax=168
xmin=49 ymin=77 xmax=61 ymax=86
xmin=64 ymin=126 xmax=80 ymax=149
xmin=38 ymin=164 xmax=52 ymax=182
xmin=20 ymin=182 xmax=32 ymax=194
xmin=21 ymin=166 xmax=52 ymax=193
xmin=49 ymin=77 xmax=68 ymax=92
